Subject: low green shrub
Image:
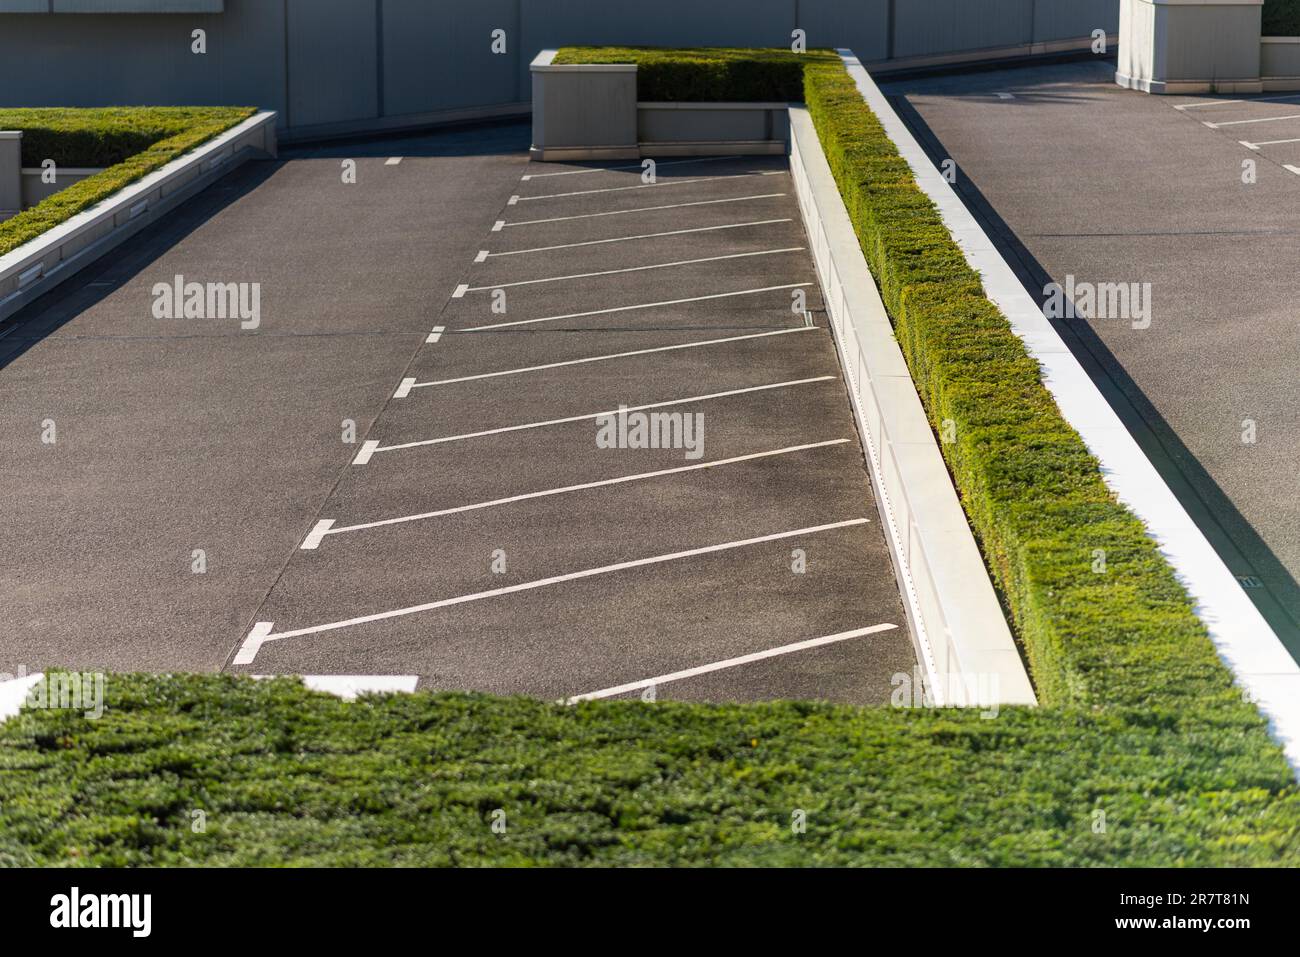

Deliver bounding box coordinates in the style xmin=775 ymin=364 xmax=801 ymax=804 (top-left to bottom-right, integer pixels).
xmin=0 ymin=107 xmax=255 ymax=257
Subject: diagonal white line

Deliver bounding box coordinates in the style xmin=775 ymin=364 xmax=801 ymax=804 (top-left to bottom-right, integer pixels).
xmin=410 ymin=327 xmax=813 ymax=388
xmin=503 ymin=193 xmax=787 ymax=227
xmin=485 ymin=219 xmax=792 ymax=257
xmin=562 ymin=624 xmax=899 ymax=703
xmin=240 ymin=518 xmax=871 ymax=651
xmin=463 ymin=283 xmax=812 ymax=332
xmin=521 ymin=155 xmax=741 ymax=180
xmin=372 ymin=376 xmax=834 ymax=455
xmin=314 ymin=440 xmax=851 ymax=543
xmin=1176 ymin=94 xmax=1300 ymax=110
xmin=1245 ymin=137 xmax=1300 ymax=147
xmin=1206 ymin=113 xmax=1300 ymax=128
xmin=465 ymin=248 xmax=803 ymax=292
xmin=518 ymin=171 xmax=775 ymax=201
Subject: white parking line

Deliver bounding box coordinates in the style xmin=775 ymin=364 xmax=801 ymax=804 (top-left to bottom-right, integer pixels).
xmin=1242 ymin=137 xmax=1300 ymax=148
xmin=426 ymin=325 xmax=445 ymax=344
xmin=408 ymin=327 xmax=813 ymax=389
xmin=1176 ymin=94 xmax=1300 ymax=110
xmin=464 ymin=282 xmax=812 ymax=332
xmin=392 ymin=377 xmax=417 ymax=399
xmin=1205 ymin=113 xmax=1300 ymax=128
xmin=306 ymin=439 xmax=850 ymax=547
xmin=474 ymin=250 xmax=489 ymax=263
xmin=503 ymin=193 xmax=787 ymax=227
xmin=518 ymin=171 xmax=777 ymax=202
xmin=484 ymin=219 xmax=793 ymax=257
xmin=492 ymin=220 xmax=505 ymax=232
xmin=385 ymin=157 xmax=403 ymax=165
xmin=464 ymin=247 xmax=803 ymax=292
xmin=451 ymin=284 xmax=469 ymax=298
xmin=1287 ymin=165 xmax=1300 ymax=176
xmin=235 ymin=518 xmax=870 ymax=661
xmin=254 ymin=675 xmax=421 ymax=698
xmin=521 ymin=155 xmax=741 ymax=180
xmin=562 ymin=624 xmax=898 ymax=703
xmin=360 ymin=376 xmax=834 ymax=459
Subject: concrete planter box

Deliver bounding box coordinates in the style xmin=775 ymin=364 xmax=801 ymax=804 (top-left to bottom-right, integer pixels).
xmin=530 ymin=50 xmax=638 ymax=162
xmin=0 ymin=131 xmax=20 ymax=222
xmin=530 ymin=50 xmax=791 ymax=161
xmin=1262 ymin=37 xmax=1300 ymax=90
xmin=0 ymin=111 xmax=276 ymax=322
xmin=1117 ymin=0 xmax=1265 ymax=94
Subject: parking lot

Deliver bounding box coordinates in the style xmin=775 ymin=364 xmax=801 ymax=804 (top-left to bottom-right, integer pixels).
xmin=213 ymin=152 xmax=915 ymax=702
xmin=885 ymin=58 xmax=1300 ymax=658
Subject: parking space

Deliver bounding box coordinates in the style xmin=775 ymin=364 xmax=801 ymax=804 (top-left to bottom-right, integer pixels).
xmin=884 ymin=59 xmax=1300 ymax=658
xmin=232 ymin=154 xmax=914 ymax=704
xmin=1173 ymin=93 xmax=1300 ymax=171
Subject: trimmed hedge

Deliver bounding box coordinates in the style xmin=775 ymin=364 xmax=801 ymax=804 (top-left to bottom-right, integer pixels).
xmin=554 ymin=46 xmax=835 ymax=101
xmin=0 ymin=107 xmax=256 ymax=257
xmin=1264 ymin=0 xmax=1300 ymax=35
xmin=2 ymin=674 xmax=1299 ymax=867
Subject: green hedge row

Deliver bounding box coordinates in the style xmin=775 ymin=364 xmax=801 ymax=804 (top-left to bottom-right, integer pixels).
xmin=1264 ymin=0 xmax=1300 ymax=35
xmin=0 ymin=107 xmax=255 ymax=258
xmin=554 ymin=46 xmax=816 ymax=101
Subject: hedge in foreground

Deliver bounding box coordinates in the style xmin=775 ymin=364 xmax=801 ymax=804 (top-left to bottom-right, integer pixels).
xmin=0 ymin=107 xmax=255 ymax=257
xmin=1 ymin=674 xmax=1298 ymax=867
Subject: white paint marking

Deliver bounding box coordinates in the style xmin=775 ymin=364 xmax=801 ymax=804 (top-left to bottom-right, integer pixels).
xmin=374 ymin=377 xmax=833 ymax=455
xmin=322 ymin=440 xmax=850 ymax=541
xmin=1245 ymin=137 xmax=1300 ymax=147
xmin=301 ymin=519 xmax=336 ymax=550
xmin=250 ymin=675 xmax=420 ymax=698
xmin=425 ymin=325 xmax=446 ymax=344
xmin=234 ymin=622 xmax=274 ymax=666
xmin=352 ymin=440 xmax=380 ymax=466
xmin=474 ymin=249 xmax=489 ymax=263
xmin=451 ymin=283 xmax=469 ymax=299
xmin=486 ymin=219 xmax=793 ymax=258
xmin=504 ymin=193 xmax=786 ymax=227
xmin=1205 ymin=113 xmax=1300 ymax=128
xmin=464 ymin=247 xmax=803 ymax=292
xmin=518 ymin=171 xmax=770 ymax=202
xmin=235 ymin=519 xmax=871 ymax=656
xmin=1176 ymin=93 xmax=1300 ymax=110
xmin=0 ymin=673 xmax=45 ymax=722
xmin=465 ymin=282 xmax=812 ymax=332
xmin=385 ymin=157 xmax=403 ymax=166
xmin=563 ymin=624 xmax=898 ymax=703
xmin=1240 ymin=140 xmax=1262 ymax=150
xmin=507 ymin=194 xmax=519 ymax=205
xmin=522 ymin=155 xmax=741 ymax=180
xmin=393 ymin=377 xmax=417 ymax=399
xmin=412 ymin=327 xmax=812 ymax=389
xmin=1287 ymin=165 xmax=1300 ymax=176
xmin=996 ymin=93 xmax=1015 ymax=100
xmin=492 ymin=220 xmax=505 ymax=232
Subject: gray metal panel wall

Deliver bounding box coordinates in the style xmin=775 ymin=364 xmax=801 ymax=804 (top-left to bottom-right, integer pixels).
xmin=894 ymin=0 xmax=1035 ymax=58
xmin=0 ymin=0 xmax=1119 ymax=136
xmin=798 ymin=0 xmax=891 ymax=61
xmin=383 ymin=0 xmax=521 ymax=117
xmin=1032 ymin=0 xmax=1119 ymax=42
xmin=0 ymin=0 xmax=283 ymax=114
xmin=286 ymin=0 xmax=378 ymax=128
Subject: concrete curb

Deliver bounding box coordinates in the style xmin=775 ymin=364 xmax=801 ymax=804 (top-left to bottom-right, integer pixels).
xmin=789 ymin=105 xmax=1036 ymax=708
xmin=0 ymin=110 xmax=278 ymax=324
xmin=840 ymin=49 xmax=1300 ymax=770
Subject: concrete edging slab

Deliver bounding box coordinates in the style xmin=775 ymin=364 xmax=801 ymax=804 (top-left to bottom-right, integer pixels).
xmin=789 ymin=105 xmax=1035 ymax=708
xmin=838 ymin=49 xmax=1300 ymax=769
xmin=0 ymin=110 xmax=278 ymax=323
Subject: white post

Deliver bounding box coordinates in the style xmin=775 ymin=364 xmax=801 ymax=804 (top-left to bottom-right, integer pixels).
xmin=1117 ymin=0 xmax=1265 ymax=94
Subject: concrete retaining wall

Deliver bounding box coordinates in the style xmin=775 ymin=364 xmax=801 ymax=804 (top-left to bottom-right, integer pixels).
xmin=789 ymin=104 xmax=1035 ymax=708
xmin=0 ymin=0 xmax=1120 ymax=141
xmin=0 ymin=111 xmax=276 ymax=322
xmin=0 ymin=132 xmax=19 ymax=222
